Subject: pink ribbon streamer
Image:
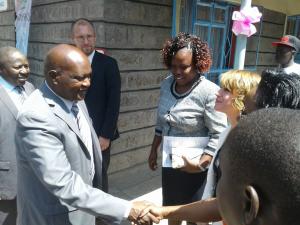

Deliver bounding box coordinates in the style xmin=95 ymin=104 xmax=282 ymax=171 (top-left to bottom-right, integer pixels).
xmin=232 ymin=7 xmax=262 ymax=37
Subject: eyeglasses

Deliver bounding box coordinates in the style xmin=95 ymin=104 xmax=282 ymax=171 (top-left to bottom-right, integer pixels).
xmin=74 ymin=35 xmax=95 ymax=42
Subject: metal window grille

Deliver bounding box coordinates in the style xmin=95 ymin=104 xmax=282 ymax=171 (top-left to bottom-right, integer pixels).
xmin=174 ymin=0 xmax=262 ymax=84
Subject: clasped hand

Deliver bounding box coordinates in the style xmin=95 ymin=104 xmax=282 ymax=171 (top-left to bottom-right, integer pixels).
xmin=128 ymin=201 xmax=164 ymax=225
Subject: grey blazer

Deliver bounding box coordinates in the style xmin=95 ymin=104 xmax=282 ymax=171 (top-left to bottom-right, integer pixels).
xmin=0 ymin=81 xmax=34 ymax=200
xmin=15 ymin=83 xmax=130 ymax=225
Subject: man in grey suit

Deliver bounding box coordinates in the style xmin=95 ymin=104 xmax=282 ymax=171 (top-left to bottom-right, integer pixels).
xmin=15 ymin=44 xmax=157 ymax=225
xmin=0 ymin=46 xmax=35 ymax=225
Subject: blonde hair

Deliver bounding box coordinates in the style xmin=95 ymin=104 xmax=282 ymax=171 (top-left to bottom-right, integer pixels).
xmin=220 ymin=70 xmax=261 ymax=111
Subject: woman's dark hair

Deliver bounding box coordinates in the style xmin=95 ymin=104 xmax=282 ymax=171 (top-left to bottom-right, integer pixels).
xmin=161 ymin=32 xmax=212 ymax=73
xmin=256 ymin=69 xmax=300 ymax=109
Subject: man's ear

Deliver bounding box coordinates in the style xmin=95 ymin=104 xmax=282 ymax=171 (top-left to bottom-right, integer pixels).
xmin=48 ymin=70 xmax=59 ymax=85
xmin=243 ymin=185 xmax=259 ymax=225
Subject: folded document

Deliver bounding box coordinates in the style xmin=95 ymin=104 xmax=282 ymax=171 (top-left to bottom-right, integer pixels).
xmin=162 ymin=136 xmax=209 ymax=168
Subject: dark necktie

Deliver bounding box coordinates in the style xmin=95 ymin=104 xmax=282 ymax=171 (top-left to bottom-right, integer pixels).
xmin=71 ymin=103 xmax=81 ymax=130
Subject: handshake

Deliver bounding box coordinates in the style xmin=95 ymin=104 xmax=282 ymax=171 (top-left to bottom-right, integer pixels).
xmin=127 ymin=201 xmax=165 ymax=225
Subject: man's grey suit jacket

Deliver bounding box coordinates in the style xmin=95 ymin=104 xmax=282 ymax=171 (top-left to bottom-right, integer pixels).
xmin=15 ymin=83 xmax=130 ymax=225
xmin=0 ymin=81 xmax=34 ymax=200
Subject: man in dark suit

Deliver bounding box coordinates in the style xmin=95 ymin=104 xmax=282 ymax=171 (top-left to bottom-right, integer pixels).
xmin=71 ymin=18 xmax=121 ymax=193
xmin=0 ymin=46 xmax=35 ymax=225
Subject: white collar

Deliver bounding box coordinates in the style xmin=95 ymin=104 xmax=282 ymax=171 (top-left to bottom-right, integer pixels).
xmin=88 ymin=50 xmax=95 ymax=64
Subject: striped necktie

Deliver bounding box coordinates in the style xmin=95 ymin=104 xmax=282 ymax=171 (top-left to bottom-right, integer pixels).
xmin=71 ymin=103 xmax=81 ymax=131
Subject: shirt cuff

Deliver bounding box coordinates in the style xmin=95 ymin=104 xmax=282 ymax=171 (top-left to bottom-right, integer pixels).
xmin=123 ymin=201 xmax=133 ymax=219
xmin=204 ymin=148 xmax=215 ymax=156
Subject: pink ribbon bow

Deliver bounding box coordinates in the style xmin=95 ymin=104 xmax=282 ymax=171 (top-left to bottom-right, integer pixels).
xmin=232 ymin=7 xmax=262 ymax=37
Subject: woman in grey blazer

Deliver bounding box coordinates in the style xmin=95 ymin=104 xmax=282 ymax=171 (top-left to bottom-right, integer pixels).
xmin=148 ymin=33 xmax=228 ymax=225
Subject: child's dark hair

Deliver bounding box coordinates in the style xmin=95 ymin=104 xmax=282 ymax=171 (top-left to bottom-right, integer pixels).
xmin=222 ymin=108 xmax=300 ymax=224
xmin=161 ymin=32 xmax=212 ymax=73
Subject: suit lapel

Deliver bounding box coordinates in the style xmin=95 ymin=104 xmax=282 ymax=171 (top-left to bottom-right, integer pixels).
xmin=23 ymin=81 xmax=34 ymax=95
xmin=40 ymin=83 xmax=91 ymax=158
xmin=0 ymin=84 xmax=18 ymax=118
xmin=78 ymin=101 xmax=94 ymax=133
xmin=78 ymin=101 xmax=102 ymax=161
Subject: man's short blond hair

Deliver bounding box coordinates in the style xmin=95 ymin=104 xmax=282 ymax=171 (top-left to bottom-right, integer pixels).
xmin=71 ymin=18 xmax=95 ymax=36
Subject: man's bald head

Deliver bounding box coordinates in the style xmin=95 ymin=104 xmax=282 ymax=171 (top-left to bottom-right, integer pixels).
xmin=44 ymin=44 xmax=90 ymax=77
xmin=0 ymin=46 xmax=18 ymax=68
xmin=44 ymin=44 xmax=91 ymax=101
xmin=0 ymin=46 xmax=23 ymax=68
xmin=0 ymin=46 xmax=30 ymax=86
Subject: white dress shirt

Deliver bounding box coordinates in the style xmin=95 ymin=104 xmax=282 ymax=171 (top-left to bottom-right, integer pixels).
xmin=88 ymin=50 xmax=95 ymax=65
xmin=280 ymin=62 xmax=300 ymax=75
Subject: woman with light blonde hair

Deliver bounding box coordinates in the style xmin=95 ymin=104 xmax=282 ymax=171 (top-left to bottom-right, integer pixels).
xmin=201 ymin=70 xmax=261 ymax=202
xmin=214 ymin=70 xmax=261 ymax=127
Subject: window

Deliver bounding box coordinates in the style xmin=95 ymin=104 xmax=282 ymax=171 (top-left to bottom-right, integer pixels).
xmin=174 ymin=0 xmax=262 ymax=83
